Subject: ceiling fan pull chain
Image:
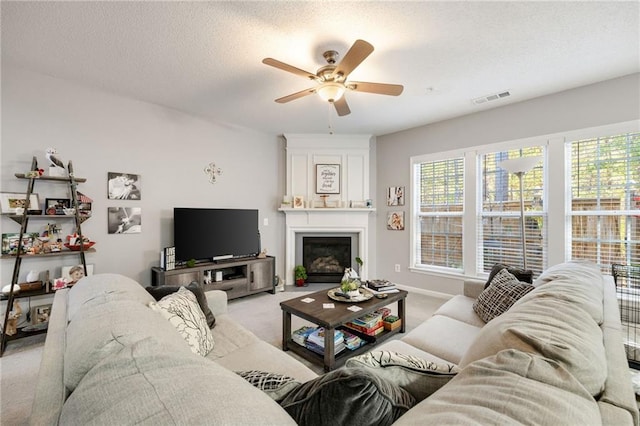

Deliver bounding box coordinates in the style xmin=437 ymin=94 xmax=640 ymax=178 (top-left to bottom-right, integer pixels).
xmin=328 ymin=103 xmax=334 ymax=135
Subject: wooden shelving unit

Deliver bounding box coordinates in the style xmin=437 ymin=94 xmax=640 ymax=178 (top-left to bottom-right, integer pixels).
xmin=1 ymin=157 xmax=92 ymax=356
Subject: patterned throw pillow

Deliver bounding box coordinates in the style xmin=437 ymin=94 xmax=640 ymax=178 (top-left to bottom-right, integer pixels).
xmin=345 ymin=351 xmax=458 ymax=401
xmin=236 ymin=370 xmax=301 ymax=402
xmin=149 ymin=287 xmax=214 ymax=356
xmin=484 ymin=263 xmax=533 ymax=289
xmin=473 ymin=268 xmax=535 ymax=323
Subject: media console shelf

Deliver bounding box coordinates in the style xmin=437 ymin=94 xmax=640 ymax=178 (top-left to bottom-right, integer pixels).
xmin=151 ymin=256 xmax=275 ymax=300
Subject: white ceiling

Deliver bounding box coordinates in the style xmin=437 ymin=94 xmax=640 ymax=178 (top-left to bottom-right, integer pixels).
xmin=2 ymin=1 xmax=639 ymax=136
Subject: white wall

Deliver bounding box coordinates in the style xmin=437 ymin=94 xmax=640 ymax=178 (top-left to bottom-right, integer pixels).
xmin=376 ymin=73 xmax=640 ymax=295
xmin=1 ymin=67 xmax=286 ymax=288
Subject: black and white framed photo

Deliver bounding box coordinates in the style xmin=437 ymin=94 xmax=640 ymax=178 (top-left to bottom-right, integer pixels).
xmin=107 ymin=172 xmax=141 ymax=200
xmin=387 ymin=211 xmax=405 ymax=230
xmin=315 ymin=164 xmax=340 ymax=194
xmin=387 ymin=186 xmax=405 ymax=206
xmin=108 ymin=207 xmax=142 ymax=234
xmin=0 ymin=192 xmax=40 ymax=214
xmin=45 ymin=198 xmax=71 ymax=215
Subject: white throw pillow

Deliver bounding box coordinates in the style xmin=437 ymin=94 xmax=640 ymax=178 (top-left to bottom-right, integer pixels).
xmin=149 ymin=287 xmax=214 ymax=356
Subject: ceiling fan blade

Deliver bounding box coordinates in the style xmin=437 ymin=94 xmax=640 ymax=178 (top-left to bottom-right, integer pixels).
xmin=348 ymin=81 xmax=404 ymax=96
xmin=333 ymin=96 xmax=351 ymax=116
xmin=275 ymin=87 xmax=317 ymax=103
xmin=331 ymin=39 xmax=374 ymax=80
xmin=262 ymin=58 xmax=318 ymax=81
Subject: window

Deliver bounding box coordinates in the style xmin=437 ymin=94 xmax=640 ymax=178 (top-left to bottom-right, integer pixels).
xmin=569 ymin=132 xmax=640 ymax=272
xmin=479 ymin=147 xmax=547 ymax=275
xmin=413 ymin=156 xmax=464 ymax=272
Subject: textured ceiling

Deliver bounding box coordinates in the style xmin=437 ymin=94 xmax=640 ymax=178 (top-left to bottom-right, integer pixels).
xmin=2 ymin=1 xmax=639 ymax=136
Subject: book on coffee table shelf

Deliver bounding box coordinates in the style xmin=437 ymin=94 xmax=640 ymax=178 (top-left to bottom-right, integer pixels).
xmin=306 ymin=327 xmax=346 ymax=355
xmin=366 ymin=279 xmax=399 ymax=293
xmin=292 ymin=326 xmax=316 ymax=347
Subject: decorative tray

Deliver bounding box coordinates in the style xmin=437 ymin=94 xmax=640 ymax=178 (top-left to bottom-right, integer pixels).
xmin=327 ymin=287 xmax=374 ymax=303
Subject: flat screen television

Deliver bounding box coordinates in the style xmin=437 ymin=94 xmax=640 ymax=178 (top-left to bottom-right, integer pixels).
xmin=173 ymin=208 xmax=260 ymax=263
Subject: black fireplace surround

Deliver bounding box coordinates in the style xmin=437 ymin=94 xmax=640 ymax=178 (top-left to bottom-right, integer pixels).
xmin=302 ymin=236 xmax=351 ymax=283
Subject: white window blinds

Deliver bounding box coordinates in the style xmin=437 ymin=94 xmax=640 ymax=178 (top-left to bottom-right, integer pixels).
xmin=414 ymin=157 xmax=464 ymax=271
xmin=478 ymin=147 xmax=547 ymax=275
xmin=569 ymin=132 xmax=640 ymax=272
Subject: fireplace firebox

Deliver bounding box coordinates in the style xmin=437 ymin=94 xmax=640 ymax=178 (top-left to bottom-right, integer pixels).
xmin=303 ymin=236 xmax=351 ymax=283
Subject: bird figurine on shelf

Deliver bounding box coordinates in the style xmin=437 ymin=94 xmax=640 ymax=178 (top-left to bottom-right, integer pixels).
xmin=46 ymin=147 xmax=66 ymax=177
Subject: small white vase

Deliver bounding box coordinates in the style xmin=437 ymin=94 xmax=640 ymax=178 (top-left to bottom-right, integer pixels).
xmin=347 ymin=289 xmax=360 ymax=298
xmin=26 ymin=270 xmax=39 ymax=282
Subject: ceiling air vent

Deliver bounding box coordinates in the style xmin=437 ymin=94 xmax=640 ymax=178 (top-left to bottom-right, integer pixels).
xmin=472 ymin=90 xmax=511 ymax=105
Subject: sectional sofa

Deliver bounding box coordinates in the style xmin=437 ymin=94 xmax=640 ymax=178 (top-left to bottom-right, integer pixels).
xmin=30 ymin=261 xmax=638 ymax=425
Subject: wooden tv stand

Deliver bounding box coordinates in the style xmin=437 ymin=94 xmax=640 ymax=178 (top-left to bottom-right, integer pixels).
xmin=151 ymin=256 xmax=275 ymax=300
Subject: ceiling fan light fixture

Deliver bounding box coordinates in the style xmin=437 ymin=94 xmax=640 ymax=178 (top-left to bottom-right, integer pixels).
xmin=317 ymin=82 xmax=346 ymax=103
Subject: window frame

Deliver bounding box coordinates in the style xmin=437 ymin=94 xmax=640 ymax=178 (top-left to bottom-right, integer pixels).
xmin=409 ymin=120 xmax=640 ymax=281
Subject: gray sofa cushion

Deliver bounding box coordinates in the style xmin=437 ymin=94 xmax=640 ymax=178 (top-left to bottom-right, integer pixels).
xmin=280 ymin=367 xmax=415 ymax=426
xmin=64 ymin=299 xmax=192 ymax=392
xmin=236 ymin=370 xmax=301 ymax=402
xmin=59 ymin=337 xmax=297 ymax=425
xmin=67 ymin=273 xmax=154 ymax=322
xmin=529 ymin=259 xmax=604 ymax=324
xmin=394 ymin=349 xmax=601 ymax=425
xmin=460 ymin=281 xmax=607 ymax=396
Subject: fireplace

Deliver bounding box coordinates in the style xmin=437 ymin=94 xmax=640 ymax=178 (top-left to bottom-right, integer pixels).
xmin=303 ymin=237 xmax=351 ymax=283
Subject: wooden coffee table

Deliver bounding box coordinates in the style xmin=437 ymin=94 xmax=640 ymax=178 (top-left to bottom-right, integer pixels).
xmin=280 ymin=287 xmax=408 ymax=372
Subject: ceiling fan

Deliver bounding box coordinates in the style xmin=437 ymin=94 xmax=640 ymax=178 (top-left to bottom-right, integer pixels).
xmin=262 ymin=39 xmax=403 ymax=116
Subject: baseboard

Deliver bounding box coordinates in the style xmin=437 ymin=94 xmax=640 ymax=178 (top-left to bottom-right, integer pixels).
xmin=394 ymin=284 xmax=453 ymax=300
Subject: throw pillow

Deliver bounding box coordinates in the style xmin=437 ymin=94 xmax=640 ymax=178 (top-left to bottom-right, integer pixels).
xmin=473 ymin=268 xmax=535 ymax=323
xmin=345 ymin=351 xmax=458 ymax=401
xmin=236 ymin=370 xmax=301 ymax=402
xmin=146 ymin=281 xmax=215 ymax=328
xmin=148 ymin=287 xmax=214 ymax=356
xmin=484 ymin=263 xmax=533 ymax=289
xmin=279 ymin=367 xmax=415 ymax=426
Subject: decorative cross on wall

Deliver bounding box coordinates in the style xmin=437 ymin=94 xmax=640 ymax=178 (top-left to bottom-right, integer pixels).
xmin=204 ymin=162 xmax=223 ymax=184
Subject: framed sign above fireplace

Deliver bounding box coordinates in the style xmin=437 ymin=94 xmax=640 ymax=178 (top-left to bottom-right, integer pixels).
xmin=316 ymin=164 xmax=340 ymax=194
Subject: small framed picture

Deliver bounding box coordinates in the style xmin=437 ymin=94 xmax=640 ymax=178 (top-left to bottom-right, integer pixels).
xmin=387 ymin=186 xmax=405 ymax=206
xmin=0 ymin=192 xmax=40 ymax=214
xmin=293 ymin=196 xmax=305 ymax=209
xmin=52 ymin=278 xmax=68 ymax=291
xmin=61 ymin=264 xmax=94 ymax=286
xmin=387 ymin=211 xmax=405 ymax=230
xmin=31 ymin=304 xmax=52 ymax=325
xmin=108 ymin=172 xmax=141 ymax=200
xmin=316 ymin=164 xmax=340 ymax=194
xmin=108 ymin=207 xmax=142 ymax=234
xmin=45 ymin=198 xmax=71 ymax=215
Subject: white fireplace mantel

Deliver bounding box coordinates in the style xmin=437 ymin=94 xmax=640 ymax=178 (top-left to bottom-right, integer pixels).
xmin=280 ymin=208 xmax=375 ymax=286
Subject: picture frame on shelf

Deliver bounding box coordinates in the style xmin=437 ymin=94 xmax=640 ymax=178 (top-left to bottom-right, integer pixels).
xmin=315 ymin=164 xmax=340 ymax=194
xmin=45 ymin=198 xmax=71 ymax=215
xmin=30 ymin=304 xmax=52 ymax=325
xmin=1 ymin=233 xmax=38 ymax=255
xmin=293 ymin=196 xmax=305 ymax=209
xmin=61 ymin=264 xmax=94 ymax=286
xmin=0 ymin=192 xmax=40 ymax=214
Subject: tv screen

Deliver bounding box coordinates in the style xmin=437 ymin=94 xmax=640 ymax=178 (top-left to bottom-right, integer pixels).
xmin=174 ymin=208 xmax=260 ymax=263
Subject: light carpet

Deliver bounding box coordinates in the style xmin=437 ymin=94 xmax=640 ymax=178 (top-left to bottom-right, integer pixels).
xmin=0 ymin=284 xmax=447 ymax=424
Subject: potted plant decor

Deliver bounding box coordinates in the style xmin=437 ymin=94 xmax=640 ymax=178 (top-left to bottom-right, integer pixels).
xmin=294 ymin=265 xmax=307 ymax=287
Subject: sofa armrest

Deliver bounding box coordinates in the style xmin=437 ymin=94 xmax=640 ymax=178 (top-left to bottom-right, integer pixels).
xmin=30 ymin=289 xmax=70 ymax=426
xmin=206 ymin=290 xmax=228 ymax=316
xmin=463 ymin=279 xmax=485 ymax=299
